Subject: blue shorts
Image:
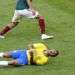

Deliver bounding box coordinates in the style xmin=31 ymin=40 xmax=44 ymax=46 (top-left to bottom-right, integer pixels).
xmin=10 ymin=49 xmax=28 ymax=65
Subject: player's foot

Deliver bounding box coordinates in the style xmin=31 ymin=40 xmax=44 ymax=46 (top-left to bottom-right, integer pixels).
xmin=41 ymin=34 xmax=54 ymax=40
xmin=0 ymin=35 xmax=5 ymax=39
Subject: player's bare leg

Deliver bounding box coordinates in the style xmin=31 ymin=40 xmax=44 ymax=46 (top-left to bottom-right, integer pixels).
xmin=0 ymin=60 xmax=18 ymax=66
xmin=0 ymin=51 xmax=12 ymax=58
xmin=36 ymin=15 xmax=54 ymax=40
xmin=0 ymin=22 xmax=19 ymax=38
xmin=0 ymin=52 xmax=18 ymax=66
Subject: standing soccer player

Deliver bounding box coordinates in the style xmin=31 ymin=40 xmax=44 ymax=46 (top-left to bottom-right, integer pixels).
xmin=0 ymin=0 xmax=54 ymax=40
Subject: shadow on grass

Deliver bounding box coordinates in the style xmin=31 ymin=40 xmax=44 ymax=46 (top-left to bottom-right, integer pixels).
xmin=0 ymin=65 xmax=41 ymax=70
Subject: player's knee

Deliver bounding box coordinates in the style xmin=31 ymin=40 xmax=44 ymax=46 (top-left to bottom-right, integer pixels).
xmin=30 ymin=0 xmax=32 ymax=2
xmin=11 ymin=22 xmax=19 ymax=27
xmin=9 ymin=60 xmax=18 ymax=65
xmin=3 ymin=52 xmax=11 ymax=58
xmin=39 ymin=16 xmax=44 ymax=20
xmin=36 ymin=15 xmax=44 ymax=20
xmin=12 ymin=61 xmax=18 ymax=65
xmin=12 ymin=22 xmax=19 ymax=25
xmin=8 ymin=22 xmax=19 ymax=28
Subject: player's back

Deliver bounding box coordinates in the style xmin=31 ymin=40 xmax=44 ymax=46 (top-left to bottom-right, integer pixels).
xmin=16 ymin=0 xmax=29 ymax=10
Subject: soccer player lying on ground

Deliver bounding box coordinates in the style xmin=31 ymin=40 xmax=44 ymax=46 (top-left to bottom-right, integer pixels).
xmin=0 ymin=0 xmax=54 ymax=40
xmin=0 ymin=43 xmax=59 ymax=67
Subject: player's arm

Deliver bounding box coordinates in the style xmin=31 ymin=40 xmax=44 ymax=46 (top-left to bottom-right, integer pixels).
xmin=27 ymin=44 xmax=35 ymax=51
xmin=30 ymin=0 xmax=32 ymax=2
xmin=27 ymin=0 xmax=33 ymax=10
xmin=28 ymin=44 xmax=36 ymax=64
xmin=29 ymin=50 xmax=36 ymax=65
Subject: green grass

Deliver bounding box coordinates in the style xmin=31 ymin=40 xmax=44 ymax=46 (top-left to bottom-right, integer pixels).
xmin=0 ymin=0 xmax=75 ymax=75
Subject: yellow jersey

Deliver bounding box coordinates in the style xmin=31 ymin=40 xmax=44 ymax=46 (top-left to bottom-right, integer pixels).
xmin=27 ymin=43 xmax=48 ymax=65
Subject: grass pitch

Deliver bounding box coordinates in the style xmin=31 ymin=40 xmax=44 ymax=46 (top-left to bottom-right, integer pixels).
xmin=0 ymin=0 xmax=75 ymax=75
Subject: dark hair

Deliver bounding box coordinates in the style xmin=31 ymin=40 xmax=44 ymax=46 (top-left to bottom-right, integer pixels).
xmin=50 ymin=50 xmax=59 ymax=57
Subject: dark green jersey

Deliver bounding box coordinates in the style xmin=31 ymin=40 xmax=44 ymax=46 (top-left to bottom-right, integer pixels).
xmin=16 ymin=0 xmax=29 ymax=10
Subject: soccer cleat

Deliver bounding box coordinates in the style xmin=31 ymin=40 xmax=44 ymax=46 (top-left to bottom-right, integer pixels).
xmin=0 ymin=35 xmax=5 ymax=39
xmin=41 ymin=34 xmax=54 ymax=40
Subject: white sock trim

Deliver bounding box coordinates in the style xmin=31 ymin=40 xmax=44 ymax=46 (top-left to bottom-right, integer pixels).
xmin=0 ymin=52 xmax=4 ymax=57
xmin=0 ymin=61 xmax=9 ymax=66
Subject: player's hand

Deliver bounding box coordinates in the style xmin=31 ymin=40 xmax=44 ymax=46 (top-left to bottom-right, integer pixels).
xmin=29 ymin=49 xmax=36 ymax=55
